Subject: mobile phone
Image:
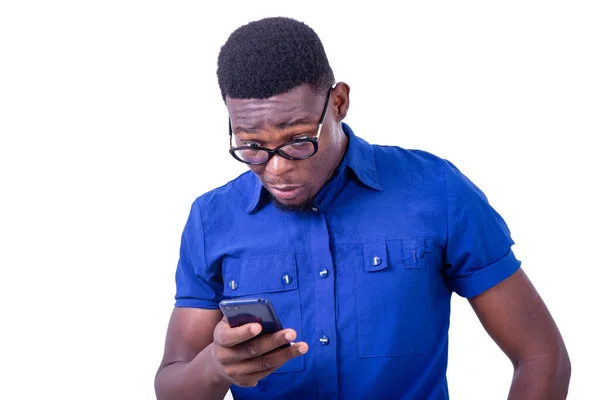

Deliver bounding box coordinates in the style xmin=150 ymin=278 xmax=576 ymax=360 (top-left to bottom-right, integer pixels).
xmin=219 ymin=298 xmax=289 ymax=345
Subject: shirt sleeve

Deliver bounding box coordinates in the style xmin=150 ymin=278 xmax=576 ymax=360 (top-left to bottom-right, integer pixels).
xmin=443 ymin=160 xmax=521 ymax=298
xmin=174 ymin=198 xmax=225 ymax=309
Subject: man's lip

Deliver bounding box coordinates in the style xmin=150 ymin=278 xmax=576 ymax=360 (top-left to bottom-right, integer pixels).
xmin=269 ymin=185 xmax=303 ymax=200
xmin=270 ymin=185 xmax=302 ymax=191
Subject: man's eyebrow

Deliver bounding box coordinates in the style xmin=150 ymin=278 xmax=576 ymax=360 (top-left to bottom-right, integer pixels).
xmin=233 ymin=125 xmax=262 ymax=134
xmin=234 ymin=118 xmax=315 ymax=134
xmin=276 ymin=117 xmax=314 ymax=129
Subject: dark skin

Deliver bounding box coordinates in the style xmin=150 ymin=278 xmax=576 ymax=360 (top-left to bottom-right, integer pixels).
xmin=470 ymin=268 xmax=571 ymax=398
xmin=229 ymin=83 xmax=350 ymax=209
xmin=155 ymin=83 xmax=570 ymax=399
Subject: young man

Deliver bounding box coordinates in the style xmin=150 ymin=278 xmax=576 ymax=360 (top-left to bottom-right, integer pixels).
xmin=155 ymin=17 xmax=570 ymax=400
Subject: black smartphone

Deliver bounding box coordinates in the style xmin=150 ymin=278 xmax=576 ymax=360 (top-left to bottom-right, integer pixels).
xmin=219 ymin=298 xmax=289 ymax=346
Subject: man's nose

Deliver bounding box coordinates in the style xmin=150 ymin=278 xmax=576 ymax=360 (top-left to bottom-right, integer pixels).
xmin=265 ymin=154 xmax=294 ymax=176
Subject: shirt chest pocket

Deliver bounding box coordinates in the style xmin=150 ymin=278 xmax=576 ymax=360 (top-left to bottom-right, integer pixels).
xmin=356 ymin=239 xmax=433 ymax=358
xmin=222 ymin=254 xmax=304 ymax=373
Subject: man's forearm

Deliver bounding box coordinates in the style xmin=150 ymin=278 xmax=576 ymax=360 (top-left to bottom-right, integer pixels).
xmin=155 ymin=344 xmax=232 ymax=400
xmin=508 ymin=354 xmax=571 ymax=400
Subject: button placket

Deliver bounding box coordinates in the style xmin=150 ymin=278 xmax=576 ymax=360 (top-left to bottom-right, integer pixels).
xmin=307 ymin=214 xmax=339 ymax=397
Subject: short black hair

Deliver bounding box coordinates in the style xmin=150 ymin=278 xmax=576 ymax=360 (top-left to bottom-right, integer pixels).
xmin=217 ymin=17 xmax=335 ymax=101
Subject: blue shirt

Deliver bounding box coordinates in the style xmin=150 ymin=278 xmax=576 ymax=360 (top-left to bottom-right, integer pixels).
xmin=174 ymin=123 xmax=521 ymax=399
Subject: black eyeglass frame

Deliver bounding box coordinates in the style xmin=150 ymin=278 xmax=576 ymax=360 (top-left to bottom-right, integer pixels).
xmin=228 ymin=86 xmax=333 ymax=165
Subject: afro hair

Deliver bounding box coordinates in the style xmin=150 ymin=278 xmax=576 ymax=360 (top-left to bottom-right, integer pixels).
xmin=217 ymin=17 xmax=335 ymax=101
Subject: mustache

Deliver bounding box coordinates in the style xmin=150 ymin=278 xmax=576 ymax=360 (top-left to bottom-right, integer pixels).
xmin=264 ymin=178 xmax=301 ymax=186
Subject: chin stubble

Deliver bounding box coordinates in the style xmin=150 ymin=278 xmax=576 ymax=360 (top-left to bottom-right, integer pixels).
xmin=268 ymin=192 xmax=314 ymax=213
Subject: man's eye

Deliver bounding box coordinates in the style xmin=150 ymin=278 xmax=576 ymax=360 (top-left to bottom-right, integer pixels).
xmin=289 ymin=140 xmax=309 ymax=147
xmin=293 ymin=135 xmax=309 ymax=140
xmin=244 ymin=142 xmax=261 ymax=148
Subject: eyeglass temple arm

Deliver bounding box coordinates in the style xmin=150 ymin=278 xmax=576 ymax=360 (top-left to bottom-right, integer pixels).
xmin=315 ymin=86 xmax=333 ymax=140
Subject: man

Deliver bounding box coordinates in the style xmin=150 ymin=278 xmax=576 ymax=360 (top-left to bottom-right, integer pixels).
xmin=155 ymin=17 xmax=571 ymax=400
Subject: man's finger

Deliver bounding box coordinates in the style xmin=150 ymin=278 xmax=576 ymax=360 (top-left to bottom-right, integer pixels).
xmin=232 ymin=329 xmax=297 ymax=361
xmin=214 ymin=320 xmax=262 ymax=348
xmin=234 ymin=341 xmax=309 ymax=376
xmin=232 ymin=367 xmax=279 ymax=388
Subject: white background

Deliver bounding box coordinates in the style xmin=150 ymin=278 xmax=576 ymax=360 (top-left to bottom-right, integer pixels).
xmin=1 ymin=1 xmax=598 ymax=399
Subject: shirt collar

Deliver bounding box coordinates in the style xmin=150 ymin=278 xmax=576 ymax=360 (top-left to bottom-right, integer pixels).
xmin=341 ymin=123 xmax=383 ymax=192
xmin=245 ymin=123 xmax=382 ymax=214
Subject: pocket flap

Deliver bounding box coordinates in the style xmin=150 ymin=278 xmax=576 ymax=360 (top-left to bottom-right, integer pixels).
xmin=363 ymin=241 xmax=388 ymax=272
xmin=401 ymin=238 xmax=429 ymax=269
xmin=223 ymin=254 xmax=298 ymax=297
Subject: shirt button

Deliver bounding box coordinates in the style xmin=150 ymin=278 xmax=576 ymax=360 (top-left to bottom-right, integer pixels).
xmin=371 ymin=256 xmax=382 ymax=266
xmin=281 ymin=274 xmax=293 ymax=285
xmin=319 ymin=267 xmax=329 ymax=278
xmin=228 ymin=280 xmax=238 ymax=290
xmin=319 ymin=335 xmax=329 ymax=345
xmin=311 ymin=206 xmax=319 ymax=214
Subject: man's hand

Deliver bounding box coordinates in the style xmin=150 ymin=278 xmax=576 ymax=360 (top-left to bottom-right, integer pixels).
xmin=209 ymin=318 xmax=309 ymax=387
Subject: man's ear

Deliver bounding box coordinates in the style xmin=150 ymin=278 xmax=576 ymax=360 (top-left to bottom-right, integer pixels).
xmin=331 ymin=82 xmax=350 ymax=122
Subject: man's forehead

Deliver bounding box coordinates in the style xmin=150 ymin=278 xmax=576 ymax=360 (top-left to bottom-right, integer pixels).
xmin=227 ymin=84 xmax=317 ymax=108
xmin=227 ymin=87 xmax=321 ymax=131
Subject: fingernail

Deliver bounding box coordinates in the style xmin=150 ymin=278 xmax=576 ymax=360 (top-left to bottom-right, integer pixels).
xmin=250 ymin=324 xmax=260 ymax=335
xmin=299 ymin=345 xmax=308 ymax=354
xmin=284 ymin=332 xmax=294 ymax=341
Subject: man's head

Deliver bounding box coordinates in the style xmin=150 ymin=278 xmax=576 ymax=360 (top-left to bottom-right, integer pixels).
xmin=217 ymin=17 xmax=350 ymax=211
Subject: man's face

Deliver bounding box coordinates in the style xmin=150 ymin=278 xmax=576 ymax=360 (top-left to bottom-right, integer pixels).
xmin=226 ymin=84 xmax=348 ymax=211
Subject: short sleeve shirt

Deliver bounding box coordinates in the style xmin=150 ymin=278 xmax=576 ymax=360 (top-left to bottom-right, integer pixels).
xmin=174 ymin=123 xmax=521 ymax=399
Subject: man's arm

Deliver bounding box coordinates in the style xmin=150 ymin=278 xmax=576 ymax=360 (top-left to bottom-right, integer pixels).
xmin=155 ymin=308 xmax=230 ymax=400
xmin=469 ymin=267 xmax=571 ymax=399
xmin=155 ymin=307 xmax=307 ymax=400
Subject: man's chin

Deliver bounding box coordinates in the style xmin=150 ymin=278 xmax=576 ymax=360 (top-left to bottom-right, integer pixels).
xmin=269 ymin=193 xmax=314 ymax=212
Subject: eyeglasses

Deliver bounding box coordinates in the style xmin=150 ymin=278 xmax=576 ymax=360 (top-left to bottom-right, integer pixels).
xmin=228 ymin=86 xmax=332 ymax=165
